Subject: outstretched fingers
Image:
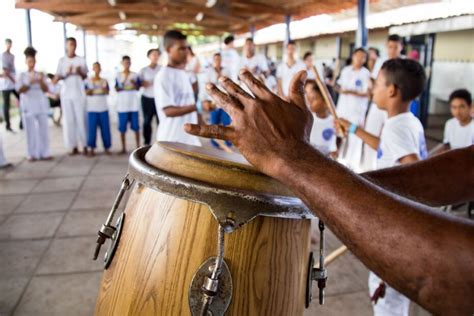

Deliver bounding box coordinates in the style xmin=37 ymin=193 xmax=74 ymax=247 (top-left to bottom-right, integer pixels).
xmin=184 ymin=124 xmax=236 ymax=141
xmin=206 ymin=83 xmax=243 ymax=114
xmin=238 ymin=70 xmax=272 ymax=100
xmin=288 ymin=70 xmax=308 ymax=109
xmin=219 ymin=76 xmax=254 ymax=105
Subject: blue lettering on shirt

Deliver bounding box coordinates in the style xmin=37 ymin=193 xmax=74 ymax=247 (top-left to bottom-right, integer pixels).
xmin=355 ymin=79 xmax=362 ymax=87
xmin=377 ymin=146 xmax=383 ymax=159
xmin=419 ymin=132 xmax=428 ymax=160
xmin=322 ymin=128 xmax=334 ymax=141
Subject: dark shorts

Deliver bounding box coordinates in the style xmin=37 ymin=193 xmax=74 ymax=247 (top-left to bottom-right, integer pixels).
xmin=118 ymin=111 xmax=139 ymax=133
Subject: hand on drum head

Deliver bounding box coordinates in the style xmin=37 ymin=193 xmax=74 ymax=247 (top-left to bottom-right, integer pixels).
xmin=185 ymin=69 xmax=313 ymax=176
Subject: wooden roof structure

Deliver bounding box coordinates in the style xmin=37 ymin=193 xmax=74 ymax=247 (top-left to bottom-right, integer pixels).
xmin=15 ymin=0 xmax=364 ymax=36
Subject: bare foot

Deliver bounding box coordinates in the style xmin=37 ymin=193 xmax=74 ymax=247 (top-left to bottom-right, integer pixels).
xmin=118 ymin=150 xmax=127 ymax=155
xmin=0 ymin=163 xmax=13 ymax=169
xmin=69 ymin=148 xmax=79 ymax=156
xmin=27 ymin=157 xmax=37 ymax=162
xmin=83 ymin=148 xmax=89 ymax=156
xmin=89 ymin=149 xmax=96 ymax=157
xmin=41 ymin=156 xmax=54 ymax=161
xmin=104 ymin=149 xmax=111 ymax=155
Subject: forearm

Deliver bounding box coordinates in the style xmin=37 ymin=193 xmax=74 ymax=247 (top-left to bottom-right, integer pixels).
xmin=363 ymin=146 xmax=474 ymax=206
xmin=163 ymin=105 xmax=196 ymax=117
xmin=273 ymin=143 xmax=474 ymax=314
xmin=354 ymin=127 xmax=379 ymax=150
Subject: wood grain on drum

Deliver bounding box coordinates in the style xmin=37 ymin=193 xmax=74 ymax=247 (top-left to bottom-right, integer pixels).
xmin=95 ymin=186 xmax=312 ymax=316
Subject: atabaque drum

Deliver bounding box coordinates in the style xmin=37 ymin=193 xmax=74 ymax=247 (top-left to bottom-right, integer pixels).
xmin=93 ymin=142 xmax=316 ymax=316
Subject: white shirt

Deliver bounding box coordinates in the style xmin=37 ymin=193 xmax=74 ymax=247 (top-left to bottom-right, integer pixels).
xmin=115 ymin=72 xmax=140 ymax=112
xmin=377 ymin=112 xmax=427 ymax=170
xmin=201 ymin=66 xmax=231 ymax=101
xmin=276 ymin=60 xmax=306 ymax=97
xmin=336 ymin=66 xmax=371 ymax=125
xmin=265 ymin=75 xmax=278 ymax=94
xmin=361 ymin=104 xmax=388 ymax=171
xmin=16 ymin=71 xmax=49 ymax=114
xmin=56 ymin=55 xmax=88 ymax=100
xmin=306 ymin=67 xmax=316 ymax=80
xmin=221 ymin=48 xmax=240 ymax=81
xmin=154 ymin=66 xmax=200 ymax=146
xmin=1 ymin=51 xmax=16 ymax=90
xmin=443 ymin=118 xmax=474 ymax=149
xmin=371 ymin=58 xmax=385 ymax=80
xmin=84 ymin=77 xmax=109 ymax=112
xmin=138 ymin=65 xmax=160 ymax=98
xmin=310 ymin=114 xmax=337 ymax=156
xmin=240 ymin=54 xmax=269 ymax=76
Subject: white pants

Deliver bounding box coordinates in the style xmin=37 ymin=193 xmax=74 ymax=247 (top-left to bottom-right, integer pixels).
xmin=23 ymin=112 xmax=50 ymax=159
xmin=369 ymin=272 xmax=410 ymax=316
xmin=62 ymin=97 xmax=87 ymax=150
xmin=0 ymin=130 xmax=6 ymax=166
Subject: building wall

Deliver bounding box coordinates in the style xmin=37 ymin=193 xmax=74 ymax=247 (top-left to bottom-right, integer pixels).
xmin=433 ymin=29 xmax=474 ymax=62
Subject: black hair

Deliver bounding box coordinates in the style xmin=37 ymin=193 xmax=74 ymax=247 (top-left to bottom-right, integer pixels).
xmin=304 ymin=79 xmax=321 ymax=95
xmin=224 ymin=35 xmax=234 ymax=45
xmin=213 ymin=52 xmax=221 ymax=57
xmin=188 ymin=46 xmax=195 ymax=56
xmin=23 ymin=46 xmax=37 ymax=58
xmin=245 ymin=37 xmax=254 ymax=43
xmin=93 ymin=61 xmax=101 ymax=67
xmin=368 ymin=47 xmax=380 ymax=57
xmin=66 ymin=37 xmax=77 ymax=44
xmin=303 ymin=51 xmax=312 ymax=60
xmin=381 ymin=58 xmax=426 ymax=102
xmin=5 ymin=38 xmax=12 ymax=44
xmin=47 ymin=73 xmax=54 ymax=80
xmin=449 ymin=89 xmax=472 ymax=106
xmin=388 ymin=34 xmax=402 ymax=43
xmin=163 ymin=30 xmax=187 ymax=49
xmin=352 ymin=47 xmax=367 ymax=55
xmin=122 ymin=55 xmax=131 ymax=62
xmin=147 ymin=48 xmax=160 ymax=57
xmin=287 ymin=40 xmax=296 ymax=46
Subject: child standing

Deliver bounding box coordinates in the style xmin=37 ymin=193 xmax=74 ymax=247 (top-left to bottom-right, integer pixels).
xmin=304 ymin=79 xmax=337 ymax=158
xmin=115 ymin=55 xmax=140 ymax=154
xmin=16 ymin=47 xmax=51 ymax=161
xmin=337 ymin=58 xmax=427 ymax=316
xmin=431 ymin=89 xmax=473 ymax=155
xmin=85 ymin=62 xmax=111 ymax=156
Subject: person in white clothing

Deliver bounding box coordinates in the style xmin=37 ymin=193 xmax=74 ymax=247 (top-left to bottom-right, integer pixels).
xmin=431 ymin=89 xmax=473 ymax=155
xmin=1 ymin=38 xmax=21 ymax=132
xmin=337 ymin=58 xmax=428 ymax=316
xmin=115 ymin=55 xmax=140 ymax=154
xmin=201 ymin=53 xmax=231 ymax=107
xmin=240 ymin=38 xmax=269 ymax=80
xmin=277 ymin=40 xmax=306 ymax=99
xmin=16 ymin=47 xmax=52 ymax=161
xmin=154 ymin=30 xmax=201 ymax=146
xmin=0 ymin=130 xmax=12 ymax=168
xmin=335 ymin=48 xmax=371 ymax=171
xmin=186 ymin=46 xmax=200 ymax=101
xmin=303 ymin=52 xmax=316 ymax=80
xmin=220 ymin=35 xmax=240 ymax=81
xmin=54 ymin=37 xmax=88 ymax=155
xmin=304 ymin=79 xmax=337 ymax=158
xmin=138 ymin=48 xmax=161 ymax=146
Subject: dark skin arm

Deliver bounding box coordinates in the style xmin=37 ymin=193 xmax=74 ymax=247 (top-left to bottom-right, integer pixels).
xmin=185 ymin=70 xmax=474 ymax=315
xmin=163 ymin=105 xmax=197 ymax=118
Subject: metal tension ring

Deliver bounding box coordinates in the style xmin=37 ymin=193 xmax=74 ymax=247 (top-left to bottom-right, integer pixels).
xmin=306 ymin=220 xmax=328 ymax=308
xmin=93 ymin=175 xmax=133 ymax=264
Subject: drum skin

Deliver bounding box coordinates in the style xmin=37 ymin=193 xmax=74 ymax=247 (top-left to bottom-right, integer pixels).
xmin=95 ymin=185 xmax=312 ymax=316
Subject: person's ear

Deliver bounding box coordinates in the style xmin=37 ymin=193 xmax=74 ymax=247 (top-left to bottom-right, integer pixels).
xmin=388 ymin=84 xmax=397 ymax=98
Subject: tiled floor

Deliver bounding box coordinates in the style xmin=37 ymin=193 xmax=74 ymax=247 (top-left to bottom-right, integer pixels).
xmin=0 ymin=117 xmax=440 ymax=315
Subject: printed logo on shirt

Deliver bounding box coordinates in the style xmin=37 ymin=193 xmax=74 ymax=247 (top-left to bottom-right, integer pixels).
xmin=322 ymin=128 xmax=334 ymax=141
xmin=377 ymin=146 xmax=383 ymax=159
xmin=355 ymin=79 xmax=362 ymax=88
xmin=419 ymin=132 xmax=428 ymax=160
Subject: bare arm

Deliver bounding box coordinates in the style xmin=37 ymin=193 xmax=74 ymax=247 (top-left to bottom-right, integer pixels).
xmin=185 ymin=70 xmax=474 ymax=314
xmin=336 ymin=118 xmax=380 ymax=150
xmin=363 ymin=146 xmax=474 ymax=206
xmin=162 ymin=105 xmax=196 ymax=118
xmin=277 ymin=78 xmax=283 ymax=97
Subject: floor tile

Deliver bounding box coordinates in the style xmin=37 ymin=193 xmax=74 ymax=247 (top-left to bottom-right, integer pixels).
xmin=0 ymin=180 xmax=39 ymax=195
xmin=0 ymin=213 xmax=64 ymax=240
xmin=81 ymin=174 xmax=124 ymax=191
xmin=15 ymin=192 xmax=76 ymax=213
xmin=31 ymin=177 xmax=85 ymax=193
xmin=37 ymin=237 xmax=103 ymax=274
xmin=0 ymin=195 xmax=25 ymax=215
xmin=57 ymin=209 xmax=109 ymax=237
xmin=0 ymin=240 xmax=49 ymax=276
xmin=14 ymin=272 xmax=102 ymax=316
xmin=89 ymin=161 xmax=128 ymax=175
xmin=0 ymin=276 xmax=29 ymax=315
xmin=71 ymin=189 xmax=119 ymax=210
xmin=304 ymin=290 xmax=372 ymax=316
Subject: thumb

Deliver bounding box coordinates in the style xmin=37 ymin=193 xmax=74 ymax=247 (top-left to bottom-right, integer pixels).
xmin=288 ymin=70 xmax=307 ymax=109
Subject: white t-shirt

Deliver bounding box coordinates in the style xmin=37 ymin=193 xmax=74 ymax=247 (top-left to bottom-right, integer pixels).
xmin=115 ymin=72 xmax=140 ymax=112
xmin=138 ymin=65 xmax=160 ymax=98
xmin=1 ymin=51 xmax=16 ymax=90
xmin=201 ymin=66 xmax=231 ymax=101
xmin=56 ymin=55 xmax=88 ymax=100
xmin=16 ymin=71 xmax=49 ymax=114
xmin=377 ymin=112 xmax=427 ymax=170
xmin=84 ymin=77 xmax=109 ymax=112
xmin=265 ymin=75 xmax=278 ymax=94
xmin=306 ymin=67 xmax=316 ymax=80
xmin=154 ymin=66 xmax=200 ymax=146
xmin=276 ymin=60 xmax=306 ymax=97
xmin=240 ymin=54 xmax=269 ymax=76
xmin=371 ymin=58 xmax=386 ymax=80
xmin=336 ymin=66 xmax=371 ymax=125
xmin=361 ymin=103 xmax=388 ymax=172
xmin=221 ymin=48 xmax=240 ymax=81
xmin=310 ymin=114 xmax=337 ymax=156
xmin=443 ymin=118 xmax=474 ymax=149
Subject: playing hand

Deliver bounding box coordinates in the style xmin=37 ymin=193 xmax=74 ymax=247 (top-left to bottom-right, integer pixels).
xmin=334 ymin=118 xmax=351 ymax=136
xmin=185 ymin=70 xmax=313 ymax=176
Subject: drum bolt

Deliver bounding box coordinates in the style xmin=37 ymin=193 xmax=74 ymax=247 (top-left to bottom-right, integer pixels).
xmin=222 ymin=214 xmax=236 ymax=233
xmin=201 ymin=276 xmax=219 ymax=295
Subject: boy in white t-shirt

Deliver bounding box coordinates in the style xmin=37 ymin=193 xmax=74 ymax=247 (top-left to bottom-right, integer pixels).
xmin=54 ymin=37 xmax=88 ymax=155
xmin=335 ymin=48 xmax=371 ymax=171
xmin=154 ymin=30 xmax=201 ymax=146
xmin=277 ymin=40 xmax=306 ymax=99
xmin=85 ymin=62 xmax=111 ymax=156
xmin=115 ymin=55 xmax=140 ymax=154
xmin=337 ymin=58 xmax=427 ymax=316
xmin=240 ymin=38 xmax=269 ymax=79
xmin=304 ymin=79 xmax=337 ymax=158
xmin=431 ymin=89 xmax=473 ymax=155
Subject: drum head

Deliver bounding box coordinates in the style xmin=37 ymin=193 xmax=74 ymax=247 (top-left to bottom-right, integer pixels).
xmin=144 ymin=142 xmax=293 ymax=196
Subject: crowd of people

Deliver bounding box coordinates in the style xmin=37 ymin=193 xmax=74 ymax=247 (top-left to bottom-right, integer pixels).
xmin=0 ymin=28 xmax=473 ymax=315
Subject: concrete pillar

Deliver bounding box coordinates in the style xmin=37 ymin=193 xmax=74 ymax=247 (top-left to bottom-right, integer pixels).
xmin=95 ymin=35 xmax=99 ymax=61
xmin=25 ymin=9 xmax=32 ymax=46
xmin=285 ymin=14 xmax=291 ymax=44
xmin=356 ymin=0 xmax=368 ymax=48
xmin=63 ymin=22 xmax=67 ymax=54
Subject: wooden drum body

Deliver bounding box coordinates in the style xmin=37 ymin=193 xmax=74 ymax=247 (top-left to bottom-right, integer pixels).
xmin=94 ymin=143 xmax=315 ymax=316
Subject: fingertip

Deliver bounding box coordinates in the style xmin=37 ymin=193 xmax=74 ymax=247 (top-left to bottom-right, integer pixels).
xmin=206 ymin=83 xmax=214 ymax=90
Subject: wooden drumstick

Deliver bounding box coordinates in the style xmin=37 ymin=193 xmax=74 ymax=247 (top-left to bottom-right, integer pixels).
xmin=310 ymin=66 xmax=339 ymax=120
xmin=324 ymin=245 xmax=348 ymax=267
xmin=215 ymin=139 xmax=234 ymax=154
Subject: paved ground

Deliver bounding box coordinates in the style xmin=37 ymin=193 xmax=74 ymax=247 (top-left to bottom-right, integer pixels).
xmin=0 ymin=116 xmax=447 ymax=316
